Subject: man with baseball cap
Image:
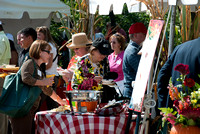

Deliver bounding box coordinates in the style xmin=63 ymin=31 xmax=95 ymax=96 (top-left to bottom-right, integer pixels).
xmin=123 ymin=22 xmax=147 ymax=99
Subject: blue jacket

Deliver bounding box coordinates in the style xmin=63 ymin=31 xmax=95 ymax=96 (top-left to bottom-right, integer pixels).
xmin=123 ymin=42 xmax=141 ymax=98
xmin=157 ymin=37 xmax=200 ymax=108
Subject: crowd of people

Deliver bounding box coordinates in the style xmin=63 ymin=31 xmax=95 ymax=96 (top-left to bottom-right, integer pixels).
xmin=2 ymin=12 xmax=198 ymax=133
xmin=0 ymin=17 xmax=148 ymax=134
xmin=0 ymin=17 xmax=149 ymax=133
xmin=0 ymin=19 xmax=148 ymax=134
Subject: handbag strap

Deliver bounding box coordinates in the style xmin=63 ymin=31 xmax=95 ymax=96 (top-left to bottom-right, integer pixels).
xmin=31 ymin=58 xmax=40 ymax=78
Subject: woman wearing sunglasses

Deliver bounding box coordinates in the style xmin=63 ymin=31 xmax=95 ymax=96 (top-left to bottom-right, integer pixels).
xmin=9 ymin=40 xmax=67 ymax=134
xmin=108 ymin=33 xmax=126 ymax=95
xmin=36 ymin=26 xmax=60 ymax=110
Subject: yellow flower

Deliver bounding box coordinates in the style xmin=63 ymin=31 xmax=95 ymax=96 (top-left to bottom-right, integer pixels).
xmin=196 ymin=104 xmax=200 ymax=108
xmin=78 ymin=77 xmax=83 ymax=84
xmin=99 ymin=64 xmax=103 ymax=68
xmin=191 ymin=92 xmax=195 ymax=98
xmin=92 ymin=86 xmax=98 ymax=90
xmin=191 ymin=99 xmax=197 ymax=104
xmin=85 ymin=58 xmax=88 ymax=62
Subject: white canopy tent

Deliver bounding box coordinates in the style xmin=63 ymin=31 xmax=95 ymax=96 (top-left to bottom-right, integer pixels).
xmin=0 ymin=0 xmax=70 ymax=52
xmin=89 ymin=0 xmax=200 ymax=15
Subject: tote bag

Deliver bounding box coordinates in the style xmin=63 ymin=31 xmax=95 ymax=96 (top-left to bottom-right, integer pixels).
xmin=0 ymin=60 xmax=42 ymax=118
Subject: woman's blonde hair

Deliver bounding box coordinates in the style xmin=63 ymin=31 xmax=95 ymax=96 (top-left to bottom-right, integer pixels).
xmin=36 ymin=26 xmax=57 ymax=48
xmin=29 ymin=40 xmax=51 ymax=59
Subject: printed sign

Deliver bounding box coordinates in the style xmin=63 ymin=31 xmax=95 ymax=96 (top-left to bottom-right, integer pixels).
xmin=129 ymin=20 xmax=164 ymax=112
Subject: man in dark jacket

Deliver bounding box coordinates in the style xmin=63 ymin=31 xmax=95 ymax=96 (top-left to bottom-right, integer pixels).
xmin=123 ymin=22 xmax=147 ymax=99
xmin=157 ymin=37 xmax=200 ymax=108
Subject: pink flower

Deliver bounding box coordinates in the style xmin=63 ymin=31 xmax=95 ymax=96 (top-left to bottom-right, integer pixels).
xmin=78 ymin=78 xmax=98 ymax=90
xmin=174 ymin=63 xmax=190 ymax=75
xmin=167 ymin=113 xmax=177 ymax=125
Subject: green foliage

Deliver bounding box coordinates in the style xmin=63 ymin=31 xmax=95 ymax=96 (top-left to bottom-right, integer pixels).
xmin=159 ymin=107 xmax=177 ymax=116
xmin=98 ymin=4 xmax=150 ymax=41
xmin=50 ymin=21 xmax=64 ymax=47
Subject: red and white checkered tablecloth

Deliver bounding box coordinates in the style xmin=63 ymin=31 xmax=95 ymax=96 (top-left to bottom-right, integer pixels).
xmin=35 ymin=111 xmax=136 ymax=134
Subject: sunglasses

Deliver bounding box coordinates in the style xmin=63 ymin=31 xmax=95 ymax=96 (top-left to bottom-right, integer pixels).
xmin=42 ymin=50 xmax=50 ymax=54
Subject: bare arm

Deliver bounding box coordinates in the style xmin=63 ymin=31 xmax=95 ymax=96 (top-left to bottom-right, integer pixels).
xmin=50 ymin=91 xmax=67 ymax=105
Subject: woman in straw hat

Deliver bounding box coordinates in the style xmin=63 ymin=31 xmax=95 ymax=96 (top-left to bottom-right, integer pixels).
xmin=61 ymin=33 xmax=92 ymax=91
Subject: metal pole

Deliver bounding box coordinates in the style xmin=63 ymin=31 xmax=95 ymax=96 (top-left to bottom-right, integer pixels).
xmin=168 ymin=5 xmax=177 ymax=56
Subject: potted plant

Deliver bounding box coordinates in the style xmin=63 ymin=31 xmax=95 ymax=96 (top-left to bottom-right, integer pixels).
xmin=159 ymin=63 xmax=200 ymax=133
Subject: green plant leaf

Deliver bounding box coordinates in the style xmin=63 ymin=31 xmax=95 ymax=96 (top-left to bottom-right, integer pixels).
xmin=188 ymin=119 xmax=196 ymax=126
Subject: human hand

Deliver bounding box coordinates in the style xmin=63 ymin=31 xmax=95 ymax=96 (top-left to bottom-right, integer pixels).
xmin=62 ymin=70 xmax=73 ymax=82
xmin=44 ymin=77 xmax=54 ymax=87
xmin=58 ymin=99 xmax=68 ymax=106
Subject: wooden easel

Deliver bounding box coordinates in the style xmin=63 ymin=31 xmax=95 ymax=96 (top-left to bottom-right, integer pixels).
xmin=124 ymin=19 xmax=166 ymax=134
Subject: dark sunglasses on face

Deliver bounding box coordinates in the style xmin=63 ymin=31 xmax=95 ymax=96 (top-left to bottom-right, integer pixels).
xmin=42 ymin=50 xmax=50 ymax=54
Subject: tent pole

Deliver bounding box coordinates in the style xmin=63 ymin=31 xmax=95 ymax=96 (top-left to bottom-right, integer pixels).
xmin=168 ymin=5 xmax=177 ymax=56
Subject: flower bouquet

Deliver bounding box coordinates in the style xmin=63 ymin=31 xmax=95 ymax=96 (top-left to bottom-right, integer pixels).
xmin=70 ymin=59 xmax=102 ymax=112
xmin=159 ymin=63 xmax=200 ymax=132
xmin=73 ymin=59 xmax=102 ymax=91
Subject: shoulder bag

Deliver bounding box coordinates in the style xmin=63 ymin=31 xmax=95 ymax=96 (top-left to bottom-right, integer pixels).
xmin=0 ymin=59 xmax=42 ymax=118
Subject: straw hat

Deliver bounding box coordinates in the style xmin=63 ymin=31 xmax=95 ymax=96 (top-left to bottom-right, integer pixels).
xmin=67 ymin=33 xmax=92 ymax=49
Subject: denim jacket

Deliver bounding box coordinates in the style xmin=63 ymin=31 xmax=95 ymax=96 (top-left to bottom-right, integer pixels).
xmin=123 ymin=42 xmax=141 ymax=98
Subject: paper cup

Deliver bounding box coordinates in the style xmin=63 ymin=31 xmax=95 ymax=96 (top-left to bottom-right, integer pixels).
xmin=46 ymin=74 xmax=55 ymax=78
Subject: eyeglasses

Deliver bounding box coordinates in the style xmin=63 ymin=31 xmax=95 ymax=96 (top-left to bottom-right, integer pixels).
xmin=42 ymin=50 xmax=50 ymax=54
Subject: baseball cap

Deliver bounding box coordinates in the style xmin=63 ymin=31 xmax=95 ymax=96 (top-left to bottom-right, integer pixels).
xmin=129 ymin=22 xmax=147 ymax=34
xmin=92 ymin=38 xmax=113 ymax=55
xmin=6 ymin=33 xmax=14 ymax=42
